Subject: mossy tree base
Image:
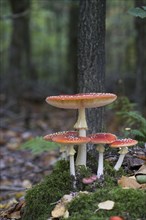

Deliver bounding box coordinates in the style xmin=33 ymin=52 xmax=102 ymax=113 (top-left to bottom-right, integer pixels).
xmin=67 ymin=187 xmax=146 ymax=220
xmin=22 ymin=160 xmax=146 ymax=220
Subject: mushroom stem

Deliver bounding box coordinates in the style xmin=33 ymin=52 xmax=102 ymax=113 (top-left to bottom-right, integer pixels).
xmin=114 ymin=147 xmax=128 ymax=171
xmin=60 ymin=146 xmax=67 ymax=160
xmin=68 ymin=145 xmax=76 ymax=177
xmin=70 ymin=155 xmax=75 ymax=176
xmin=74 ymin=108 xmax=87 ymax=129
xmin=74 ymin=108 xmax=88 ymax=166
xmin=76 ymin=129 xmax=87 ymax=166
xmin=96 ymin=145 xmax=105 ymax=178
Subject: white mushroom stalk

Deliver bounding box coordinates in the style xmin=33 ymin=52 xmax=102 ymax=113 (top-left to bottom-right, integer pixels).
xmin=60 ymin=145 xmax=67 ymax=160
xmin=74 ymin=108 xmax=88 ymax=166
xmin=74 ymin=108 xmax=87 ymax=129
xmin=114 ymin=147 xmax=128 ymax=171
xmin=110 ymin=138 xmax=138 ymax=171
xmin=96 ymin=145 xmax=105 ymax=178
xmin=68 ymin=145 xmax=76 ymax=176
xmin=89 ymin=133 xmax=117 ymax=178
xmin=52 ymin=135 xmax=90 ymax=180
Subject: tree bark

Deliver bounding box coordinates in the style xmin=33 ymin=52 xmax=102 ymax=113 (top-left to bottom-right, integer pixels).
xmin=134 ymin=0 xmax=146 ymax=113
xmin=77 ymin=0 xmax=106 ymax=134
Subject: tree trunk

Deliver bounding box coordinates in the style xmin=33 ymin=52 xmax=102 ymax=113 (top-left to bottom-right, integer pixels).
xmin=8 ymin=0 xmax=36 ymax=97
xmin=77 ymin=0 xmax=106 ymax=134
xmin=134 ymin=0 xmax=146 ymax=113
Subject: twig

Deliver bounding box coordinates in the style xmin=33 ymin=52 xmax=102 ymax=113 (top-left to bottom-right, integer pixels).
xmin=94 ymin=208 xmax=100 ymax=213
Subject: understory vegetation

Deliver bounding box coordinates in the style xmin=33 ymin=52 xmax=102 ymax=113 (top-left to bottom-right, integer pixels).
xmin=22 ymin=160 xmax=146 ymax=220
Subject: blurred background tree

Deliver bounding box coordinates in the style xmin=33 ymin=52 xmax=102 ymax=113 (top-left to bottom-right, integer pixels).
xmin=0 ymin=0 xmax=146 ymax=116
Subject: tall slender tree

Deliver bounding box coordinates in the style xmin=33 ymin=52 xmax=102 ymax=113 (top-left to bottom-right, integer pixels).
xmin=134 ymin=0 xmax=146 ymax=113
xmin=77 ymin=0 xmax=106 ymax=134
xmin=8 ymin=0 xmax=36 ymax=97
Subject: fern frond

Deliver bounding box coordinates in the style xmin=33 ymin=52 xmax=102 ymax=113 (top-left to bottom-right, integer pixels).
xmin=128 ymin=7 xmax=146 ymax=18
xmin=21 ymin=137 xmax=59 ymax=154
xmin=127 ymin=111 xmax=146 ymax=126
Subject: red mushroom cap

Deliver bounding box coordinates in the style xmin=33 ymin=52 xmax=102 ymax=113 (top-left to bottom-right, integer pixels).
xmin=46 ymin=93 xmax=117 ymax=109
xmin=43 ymin=131 xmax=78 ymax=142
xmin=110 ymin=138 xmax=138 ymax=148
xmin=109 ymin=217 xmax=124 ymax=220
xmin=52 ymin=135 xmax=90 ymax=145
xmin=89 ymin=133 xmax=117 ymax=144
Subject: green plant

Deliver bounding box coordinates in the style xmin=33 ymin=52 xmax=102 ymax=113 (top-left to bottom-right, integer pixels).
xmin=128 ymin=6 xmax=146 ymax=18
xmin=22 ymin=160 xmax=129 ymax=220
xmin=119 ymin=111 xmax=146 ymax=143
xmin=22 ymin=160 xmax=72 ymax=220
xmin=67 ymin=187 xmax=146 ymax=220
xmin=109 ymin=96 xmax=146 ymax=144
xmin=21 ymin=136 xmax=59 ymax=154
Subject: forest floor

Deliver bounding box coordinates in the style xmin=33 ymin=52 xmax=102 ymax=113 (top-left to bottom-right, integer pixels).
xmin=0 ymin=99 xmax=145 ymax=220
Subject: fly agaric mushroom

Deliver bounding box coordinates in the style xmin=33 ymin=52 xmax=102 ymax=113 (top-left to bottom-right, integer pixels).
xmin=52 ymin=135 xmax=90 ymax=177
xmin=44 ymin=131 xmax=78 ymax=159
xmin=46 ymin=93 xmax=117 ymax=166
xmin=89 ymin=133 xmax=117 ymax=178
xmin=110 ymin=138 xmax=138 ymax=171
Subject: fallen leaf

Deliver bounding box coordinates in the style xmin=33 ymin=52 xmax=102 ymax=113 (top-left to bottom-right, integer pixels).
xmin=98 ymin=200 xmax=115 ymax=210
xmin=118 ymin=176 xmax=141 ymax=189
xmin=135 ymin=164 xmax=146 ymax=175
xmin=62 ymin=194 xmax=75 ymax=204
xmin=140 ymin=183 xmax=146 ymax=189
xmin=63 ymin=210 xmax=69 ymax=219
xmin=22 ymin=180 xmax=32 ymax=189
xmin=51 ymin=203 xmax=66 ymax=218
xmin=0 ymin=199 xmax=18 ymax=210
xmin=8 ymin=211 xmax=21 ymax=219
xmin=135 ymin=154 xmax=146 ymax=161
xmin=51 ymin=192 xmax=88 ymax=218
xmin=0 ymin=199 xmax=25 ymax=218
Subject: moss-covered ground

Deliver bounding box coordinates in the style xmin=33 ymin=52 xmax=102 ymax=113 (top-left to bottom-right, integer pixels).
xmin=22 ymin=160 xmax=146 ymax=220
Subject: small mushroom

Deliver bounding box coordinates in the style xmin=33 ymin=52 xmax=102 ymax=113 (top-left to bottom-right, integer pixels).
xmin=52 ymin=135 xmax=90 ymax=177
xmin=44 ymin=131 xmax=78 ymax=159
xmin=110 ymin=138 xmax=138 ymax=171
xmin=46 ymin=93 xmax=117 ymax=166
xmin=89 ymin=133 xmax=117 ymax=178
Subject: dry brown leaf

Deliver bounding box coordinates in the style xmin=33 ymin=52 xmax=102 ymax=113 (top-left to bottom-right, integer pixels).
xmin=8 ymin=211 xmax=21 ymax=219
xmin=51 ymin=203 xmax=66 ymax=218
xmin=0 ymin=199 xmax=25 ymax=219
xmin=135 ymin=155 xmax=146 ymax=161
xmin=63 ymin=210 xmax=69 ymax=219
xmin=135 ymin=164 xmax=146 ymax=175
xmin=0 ymin=199 xmax=18 ymax=210
xmin=140 ymin=184 xmax=146 ymax=189
xmin=51 ymin=192 xmax=88 ymax=218
xmin=118 ymin=176 xmax=141 ymax=189
xmin=98 ymin=200 xmax=115 ymax=210
xmin=22 ymin=180 xmax=32 ymax=189
xmin=61 ymin=194 xmax=74 ymax=204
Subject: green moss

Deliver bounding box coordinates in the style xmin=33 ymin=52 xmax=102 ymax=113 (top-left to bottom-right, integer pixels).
xmin=22 ymin=160 xmax=145 ymax=220
xmin=67 ymin=187 xmax=146 ymax=220
xmin=22 ymin=160 xmax=72 ymax=220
